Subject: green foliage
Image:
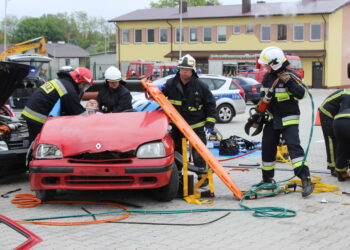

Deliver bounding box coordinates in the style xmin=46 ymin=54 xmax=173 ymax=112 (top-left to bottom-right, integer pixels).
xmin=0 ymin=12 xmax=115 ymax=53
xmin=150 ymin=0 xmax=221 ymax=8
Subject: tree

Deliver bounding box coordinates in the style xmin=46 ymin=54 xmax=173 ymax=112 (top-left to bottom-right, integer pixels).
xmin=150 ymin=0 xmax=221 ymax=8
xmin=0 ymin=15 xmax=19 ymax=43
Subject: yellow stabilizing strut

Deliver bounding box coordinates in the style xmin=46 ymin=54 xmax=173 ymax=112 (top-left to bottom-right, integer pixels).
xmin=182 ymin=138 xmax=214 ymax=205
xmin=142 ymin=80 xmax=242 ymax=199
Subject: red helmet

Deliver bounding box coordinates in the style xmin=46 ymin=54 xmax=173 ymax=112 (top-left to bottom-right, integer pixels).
xmin=69 ymin=67 xmax=94 ymax=85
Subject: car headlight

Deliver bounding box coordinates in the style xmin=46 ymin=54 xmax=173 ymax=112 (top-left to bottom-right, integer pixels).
xmin=35 ymin=144 xmax=63 ymax=159
xmin=136 ymin=142 xmax=166 ymax=159
xmin=0 ymin=141 xmax=9 ymax=151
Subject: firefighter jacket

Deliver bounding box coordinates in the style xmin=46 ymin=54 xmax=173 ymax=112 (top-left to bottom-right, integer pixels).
xmin=261 ymin=65 xmax=307 ymax=129
xmin=97 ymin=82 xmax=132 ymax=113
xmin=162 ymin=73 xmax=217 ymax=129
xmin=22 ymin=73 xmax=85 ymax=124
xmin=319 ymin=89 xmax=350 ymax=118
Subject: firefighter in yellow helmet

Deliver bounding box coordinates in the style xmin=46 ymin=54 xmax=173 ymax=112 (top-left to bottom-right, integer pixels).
xmin=161 ymin=54 xmax=217 ymax=187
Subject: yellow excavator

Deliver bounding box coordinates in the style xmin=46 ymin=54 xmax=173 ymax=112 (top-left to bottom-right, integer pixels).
xmin=0 ymin=36 xmax=46 ymax=61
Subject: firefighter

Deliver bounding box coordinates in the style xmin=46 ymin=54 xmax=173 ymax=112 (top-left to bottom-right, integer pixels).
xmin=257 ymin=46 xmax=314 ymax=197
xmin=333 ymin=108 xmax=350 ymax=181
xmin=97 ymin=66 xmax=133 ymax=113
xmin=162 ymin=54 xmax=217 ymax=186
xmin=22 ymin=67 xmax=94 ymax=143
xmin=318 ymin=89 xmax=350 ymax=178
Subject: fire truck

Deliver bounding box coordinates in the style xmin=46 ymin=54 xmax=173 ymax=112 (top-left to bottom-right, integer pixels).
xmin=208 ymin=54 xmax=304 ymax=83
xmin=126 ymin=60 xmax=177 ymax=80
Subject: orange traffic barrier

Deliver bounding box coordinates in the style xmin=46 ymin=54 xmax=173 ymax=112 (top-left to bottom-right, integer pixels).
xmin=314 ymin=110 xmax=321 ymax=126
xmin=141 ymin=80 xmax=243 ymax=199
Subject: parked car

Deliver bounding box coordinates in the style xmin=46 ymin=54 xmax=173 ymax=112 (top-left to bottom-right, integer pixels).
xmin=0 ymin=62 xmax=33 ymax=177
xmin=232 ymin=76 xmax=262 ymax=104
xmin=132 ymin=74 xmax=246 ymax=123
xmin=28 ymin=110 xmax=179 ymax=202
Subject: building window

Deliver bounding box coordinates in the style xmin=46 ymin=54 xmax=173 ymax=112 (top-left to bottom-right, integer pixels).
xmin=246 ymin=24 xmax=254 ymax=34
xmin=233 ymin=25 xmax=240 ymax=34
xmin=217 ymin=26 xmax=227 ymax=42
xmin=147 ymin=29 xmax=154 ymax=43
xmin=277 ymin=24 xmax=287 ymax=41
xmin=65 ymin=58 xmax=70 ymax=66
xmin=203 ymin=27 xmax=212 ymax=42
xmin=134 ymin=29 xmax=142 ymax=43
xmin=293 ymin=24 xmax=304 ymax=41
xmin=311 ymin=23 xmax=321 ymax=41
xmin=189 ymin=27 xmax=198 ymax=42
xmin=176 ymin=27 xmax=184 ymax=43
xmin=159 ymin=28 xmax=168 ymax=43
xmin=261 ymin=25 xmax=271 ymax=41
xmin=122 ymin=29 xmax=130 ymax=44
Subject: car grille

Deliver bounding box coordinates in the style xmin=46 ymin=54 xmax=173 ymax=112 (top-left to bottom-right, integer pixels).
xmin=66 ymin=176 xmax=134 ymax=184
xmin=69 ymin=150 xmax=135 ymax=164
xmin=7 ymin=137 xmax=30 ymax=150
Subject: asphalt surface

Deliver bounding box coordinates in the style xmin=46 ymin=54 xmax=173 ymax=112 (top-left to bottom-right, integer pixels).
xmin=2 ymin=89 xmax=350 ymax=250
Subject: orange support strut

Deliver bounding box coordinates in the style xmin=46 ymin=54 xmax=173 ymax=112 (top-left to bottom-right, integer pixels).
xmin=141 ymin=80 xmax=243 ymax=199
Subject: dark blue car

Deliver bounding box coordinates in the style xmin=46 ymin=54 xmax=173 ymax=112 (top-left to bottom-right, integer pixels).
xmin=232 ymin=76 xmax=262 ymax=104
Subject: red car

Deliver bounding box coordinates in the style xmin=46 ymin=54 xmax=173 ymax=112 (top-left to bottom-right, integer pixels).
xmin=29 ymin=111 xmax=179 ymax=201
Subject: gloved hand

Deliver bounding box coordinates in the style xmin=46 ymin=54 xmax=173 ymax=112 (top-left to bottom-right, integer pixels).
xmin=205 ymin=126 xmax=214 ymax=134
xmin=278 ymin=72 xmax=291 ymax=83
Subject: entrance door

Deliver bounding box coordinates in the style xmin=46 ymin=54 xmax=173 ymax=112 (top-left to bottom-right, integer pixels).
xmin=312 ymin=62 xmax=323 ymax=88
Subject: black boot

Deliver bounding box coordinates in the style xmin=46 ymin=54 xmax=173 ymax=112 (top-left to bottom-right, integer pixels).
xmin=256 ymin=169 xmax=275 ymax=189
xmin=300 ymin=174 xmax=314 ymax=197
xmin=337 ymin=171 xmax=350 ymax=182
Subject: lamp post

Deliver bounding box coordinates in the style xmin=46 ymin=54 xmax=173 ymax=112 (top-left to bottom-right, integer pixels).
xmin=179 ymin=0 xmax=182 ymax=59
xmin=3 ymin=0 xmax=8 ymax=60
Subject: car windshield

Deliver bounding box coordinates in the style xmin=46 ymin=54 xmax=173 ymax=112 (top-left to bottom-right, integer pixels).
xmin=234 ymin=77 xmax=259 ymax=85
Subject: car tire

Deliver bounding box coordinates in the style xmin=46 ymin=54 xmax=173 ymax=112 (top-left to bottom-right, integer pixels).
xmin=35 ymin=190 xmax=56 ymax=201
xmin=216 ymin=104 xmax=235 ymax=123
xmin=152 ymin=163 xmax=179 ymax=202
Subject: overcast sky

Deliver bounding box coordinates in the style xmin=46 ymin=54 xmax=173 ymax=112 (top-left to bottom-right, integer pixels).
xmin=1 ymin=0 xmax=299 ymax=21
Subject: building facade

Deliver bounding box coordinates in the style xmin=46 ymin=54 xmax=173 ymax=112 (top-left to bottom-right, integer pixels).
xmin=110 ymin=0 xmax=350 ymax=88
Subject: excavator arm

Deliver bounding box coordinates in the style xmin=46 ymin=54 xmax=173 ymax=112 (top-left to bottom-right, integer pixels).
xmin=0 ymin=37 xmax=46 ymax=61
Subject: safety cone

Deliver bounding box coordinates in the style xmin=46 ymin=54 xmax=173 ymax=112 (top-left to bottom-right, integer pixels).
xmin=314 ymin=110 xmax=321 ymax=126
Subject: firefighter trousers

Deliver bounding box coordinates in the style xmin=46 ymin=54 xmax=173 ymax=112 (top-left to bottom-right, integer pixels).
xmin=333 ymin=118 xmax=350 ymax=172
xmin=319 ymin=112 xmax=337 ymax=170
xmin=171 ymin=126 xmax=207 ymax=172
xmin=261 ymin=122 xmax=310 ymax=180
xmin=25 ymin=118 xmax=44 ymax=143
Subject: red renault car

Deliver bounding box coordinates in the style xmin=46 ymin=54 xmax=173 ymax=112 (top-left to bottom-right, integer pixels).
xmin=28 ymin=110 xmax=179 ymax=201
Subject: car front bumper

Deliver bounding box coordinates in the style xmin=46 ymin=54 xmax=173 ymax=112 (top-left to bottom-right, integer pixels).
xmin=29 ymin=155 xmax=175 ymax=191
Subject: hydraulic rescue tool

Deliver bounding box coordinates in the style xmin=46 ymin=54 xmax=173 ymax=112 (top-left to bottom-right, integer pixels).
xmin=244 ymin=77 xmax=280 ymax=136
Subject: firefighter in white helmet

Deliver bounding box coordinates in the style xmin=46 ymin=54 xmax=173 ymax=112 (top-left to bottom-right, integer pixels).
xmin=97 ymin=66 xmax=133 ymax=113
xmin=257 ymin=46 xmax=314 ymax=197
xmin=162 ymin=54 xmax=217 ymax=187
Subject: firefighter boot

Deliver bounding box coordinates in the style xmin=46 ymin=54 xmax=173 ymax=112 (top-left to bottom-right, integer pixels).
xmin=337 ymin=170 xmax=350 ymax=182
xmin=256 ymin=169 xmax=275 ymax=189
xmin=300 ymin=174 xmax=314 ymax=197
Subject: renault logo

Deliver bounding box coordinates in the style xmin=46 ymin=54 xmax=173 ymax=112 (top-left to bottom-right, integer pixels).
xmin=96 ymin=143 xmax=102 ymax=150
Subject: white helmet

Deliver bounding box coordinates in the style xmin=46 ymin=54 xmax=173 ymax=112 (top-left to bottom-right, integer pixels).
xmin=258 ymin=46 xmax=286 ymax=71
xmin=178 ymin=54 xmax=196 ymax=71
xmin=104 ymin=66 xmax=122 ymax=81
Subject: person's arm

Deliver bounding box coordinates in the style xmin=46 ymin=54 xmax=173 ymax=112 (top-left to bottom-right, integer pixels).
xmin=114 ymin=92 xmax=133 ymax=112
xmin=201 ymin=82 xmax=217 ymax=129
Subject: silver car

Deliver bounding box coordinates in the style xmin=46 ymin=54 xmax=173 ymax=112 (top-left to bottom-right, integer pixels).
xmin=132 ymin=74 xmax=246 ymax=123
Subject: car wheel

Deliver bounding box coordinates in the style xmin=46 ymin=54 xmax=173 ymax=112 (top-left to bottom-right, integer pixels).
xmin=35 ymin=190 xmax=56 ymax=201
xmin=152 ymin=163 xmax=179 ymax=202
xmin=217 ymin=104 xmax=235 ymax=123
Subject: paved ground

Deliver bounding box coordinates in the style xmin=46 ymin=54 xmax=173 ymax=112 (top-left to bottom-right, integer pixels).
xmin=2 ymin=89 xmax=350 ymax=250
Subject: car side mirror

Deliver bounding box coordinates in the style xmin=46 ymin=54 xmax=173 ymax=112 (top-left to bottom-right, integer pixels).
xmin=348 ymin=63 xmax=350 ymax=78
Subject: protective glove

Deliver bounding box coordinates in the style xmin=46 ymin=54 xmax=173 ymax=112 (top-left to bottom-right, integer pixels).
xmin=205 ymin=126 xmax=214 ymax=134
xmin=278 ymin=72 xmax=291 ymax=83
